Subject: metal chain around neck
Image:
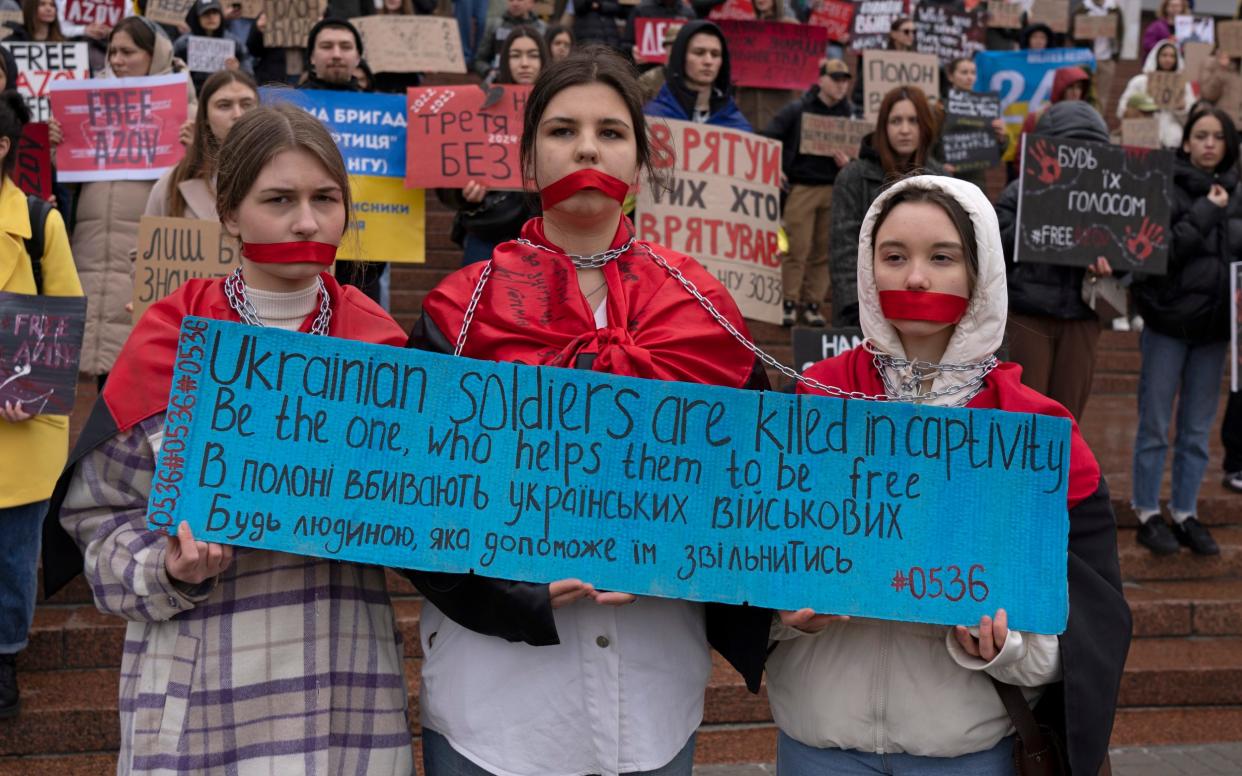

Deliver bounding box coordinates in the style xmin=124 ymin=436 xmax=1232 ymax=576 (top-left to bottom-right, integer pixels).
xmin=872 ymin=351 xmax=997 ymax=406
xmin=224 ymin=268 xmax=332 ymax=336
xmin=515 ymin=236 xmax=637 ymax=269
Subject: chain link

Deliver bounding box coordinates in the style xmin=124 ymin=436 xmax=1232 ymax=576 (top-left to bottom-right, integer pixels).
xmin=515 ymin=236 xmax=636 ymax=269
xmin=224 ymin=268 xmax=332 ymax=335
xmin=453 ymin=262 xmax=492 ymax=356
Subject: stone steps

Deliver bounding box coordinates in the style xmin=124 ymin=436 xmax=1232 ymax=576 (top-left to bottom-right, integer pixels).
xmin=1117 ymin=527 xmax=1242 ymax=582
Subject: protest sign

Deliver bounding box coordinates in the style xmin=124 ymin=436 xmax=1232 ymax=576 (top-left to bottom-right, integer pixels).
xmin=188 ymin=36 xmax=235 ymax=73
xmin=942 ymin=89 xmax=1001 ymax=173
xmin=1015 ymin=135 xmax=1172 ymax=274
xmin=987 ymin=1 xmax=1023 ymax=30
xmin=1175 ymin=14 xmax=1214 ymax=46
xmin=144 ymin=0 xmax=196 ymax=26
xmin=14 ymin=122 xmax=52 ymax=200
xmin=351 ymin=15 xmax=466 ymax=74
xmin=1072 ymin=12 xmax=1118 ymax=40
xmin=1232 ymin=262 xmax=1240 ymax=391
xmin=262 ymin=89 xmax=425 ymax=263
xmin=636 ymin=118 xmax=783 ymax=324
xmin=799 ymin=114 xmax=871 ymax=158
xmin=133 ymin=217 xmax=239 ymax=320
xmin=862 ymin=49 xmax=938 ymax=121
xmin=2 ymin=41 xmax=90 ymax=123
xmin=975 ymin=48 xmax=1096 ymax=162
xmin=707 ymin=0 xmax=755 ymax=20
xmin=1029 ymin=0 xmax=1069 ymax=33
xmin=241 ymin=0 xmax=263 ymax=16
xmin=1146 ymin=71 xmax=1186 ymax=111
xmin=50 ymin=73 xmax=189 ymax=182
xmin=0 ymin=292 xmax=85 ymax=416
xmin=634 ymin=17 xmax=684 ymax=64
xmin=914 ymin=4 xmax=985 ymax=65
xmin=405 ymin=84 xmax=528 ymax=190
xmin=0 ymin=9 xmax=21 ymax=35
xmin=1182 ymin=41 xmax=1212 ymax=82
xmin=1218 ymin=20 xmax=1242 ymax=58
xmin=149 ymin=317 xmax=1074 ymax=634
xmin=64 ymin=0 xmax=123 ymax=26
xmin=1121 ymin=117 xmax=1160 ymax=149
xmin=807 ymin=0 xmax=855 ymax=43
xmin=714 ymin=21 xmax=827 ymax=90
xmin=793 ymin=326 xmax=863 ymax=372
xmin=851 ymin=0 xmax=908 ymax=52
xmin=263 ymin=0 xmax=318 ymax=48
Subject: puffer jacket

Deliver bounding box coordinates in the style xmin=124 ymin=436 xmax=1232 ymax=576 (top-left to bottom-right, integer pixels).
xmin=996 ymin=102 xmax=1110 ymax=321
xmin=1133 ymin=155 xmax=1241 ymax=343
xmin=643 ymin=20 xmax=752 ymax=131
xmin=1116 ymin=41 xmax=1195 ymax=150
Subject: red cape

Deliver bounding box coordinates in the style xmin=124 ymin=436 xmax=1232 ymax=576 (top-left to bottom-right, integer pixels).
xmin=422 ymin=217 xmax=757 ymax=388
xmin=801 ymin=348 xmax=1101 ymax=508
xmin=104 ymin=273 xmax=406 ymax=432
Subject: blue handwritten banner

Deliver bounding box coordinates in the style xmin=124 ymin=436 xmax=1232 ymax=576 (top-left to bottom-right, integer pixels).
xmin=261 ymin=88 xmax=406 ymax=178
xmin=149 ymin=319 xmax=1072 ymax=633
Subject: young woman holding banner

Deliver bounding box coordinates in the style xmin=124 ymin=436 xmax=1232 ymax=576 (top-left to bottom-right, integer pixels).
xmin=772 ymin=174 xmax=1130 ymax=776
xmin=43 ymin=102 xmax=413 ymax=775
xmin=408 ymin=46 xmax=771 ymax=776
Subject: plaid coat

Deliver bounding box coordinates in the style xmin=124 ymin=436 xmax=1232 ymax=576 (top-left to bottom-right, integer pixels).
xmin=61 ymin=413 xmax=415 ymax=775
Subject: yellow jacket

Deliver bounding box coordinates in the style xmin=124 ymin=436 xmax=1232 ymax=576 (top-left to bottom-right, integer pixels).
xmin=0 ymin=176 xmax=82 ymax=508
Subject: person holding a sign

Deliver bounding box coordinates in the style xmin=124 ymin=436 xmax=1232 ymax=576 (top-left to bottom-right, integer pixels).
xmin=1128 ymin=105 xmax=1239 ymax=557
xmin=172 ymin=0 xmax=249 ymax=93
xmin=774 ymin=174 xmax=1130 ymax=776
xmin=1142 ymin=0 xmax=1185 ymax=59
xmin=409 ymin=48 xmax=770 ymax=776
xmin=46 ymin=102 xmax=415 ymax=774
xmin=1199 ymin=45 xmax=1242 ymax=125
xmin=620 ymin=0 xmax=692 ymax=64
xmin=0 ymin=90 xmax=82 ymax=718
xmin=1116 ymin=41 xmax=1195 ymax=150
xmin=644 ymin=20 xmax=752 ymax=130
xmin=829 ymin=86 xmax=941 ymax=326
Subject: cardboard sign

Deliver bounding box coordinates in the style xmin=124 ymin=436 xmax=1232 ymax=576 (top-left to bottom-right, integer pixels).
xmin=14 ymin=122 xmax=52 ymax=200
xmin=2 ymin=41 xmax=91 ymax=123
xmin=987 ymin=1 xmax=1023 ymax=30
xmin=1182 ymin=41 xmax=1212 ymax=83
xmin=1016 ymin=135 xmax=1172 ymax=274
xmin=851 ymin=0 xmax=908 ymax=52
xmin=1120 ymin=117 xmax=1160 ymax=150
xmin=133 ymin=217 xmax=238 ymax=319
xmin=50 ymin=73 xmax=189 ymax=182
xmin=1217 ymin=20 xmax=1242 ymax=58
xmin=145 ymin=0 xmax=196 ymax=26
xmin=634 ymin=17 xmax=684 ymax=64
xmin=1029 ymin=0 xmax=1069 ymax=33
xmin=405 ymin=84 xmax=528 ymax=190
xmin=1231 ymin=261 xmax=1240 ymax=391
xmin=636 ymin=118 xmax=783 ymax=325
xmin=0 ymin=292 xmax=85 ymax=416
xmin=975 ymin=48 xmax=1096 ymax=162
xmin=807 ymin=0 xmax=855 ymax=43
xmin=942 ymin=89 xmax=1001 ymax=173
xmin=707 ymin=0 xmax=755 ymax=21
xmin=862 ymin=49 xmax=939 ymax=121
xmin=188 ymin=36 xmax=235 ymax=73
xmin=262 ymin=89 xmax=424 ymax=263
xmin=63 ymin=0 xmax=123 ymax=26
xmin=149 ymin=317 xmax=1074 ymax=634
xmin=1073 ymin=12 xmax=1118 ymax=40
xmin=1146 ymin=71 xmax=1186 ymax=111
xmin=241 ymin=0 xmax=263 ymax=17
xmin=914 ymin=4 xmax=986 ymax=65
xmin=1175 ymin=15 xmax=1213 ymax=46
xmin=351 ymin=15 xmax=466 ymax=75
xmin=799 ymin=114 xmax=871 ymax=158
xmin=793 ymin=326 xmax=863 ymax=372
xmin=262 ymin=0 xmax=318 ymax=48
xmin=714 ymin=21 xmax=827 ymax=90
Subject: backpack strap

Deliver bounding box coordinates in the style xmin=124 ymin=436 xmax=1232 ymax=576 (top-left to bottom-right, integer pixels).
xmin=25 ymin=194 xmax=52 ymax=295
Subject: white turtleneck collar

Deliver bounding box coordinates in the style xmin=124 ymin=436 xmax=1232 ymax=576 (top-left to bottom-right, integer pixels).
xmin=243 ymin=281 xmax=320 ymax=331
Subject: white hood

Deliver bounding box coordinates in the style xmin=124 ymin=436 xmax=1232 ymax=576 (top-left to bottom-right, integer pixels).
xmin=855 ymin=175 xmax=1007 ymax=406
xmin=1143 ymin=39 xmax=1184 ymax=73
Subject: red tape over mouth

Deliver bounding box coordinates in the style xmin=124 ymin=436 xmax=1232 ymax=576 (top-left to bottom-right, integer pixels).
xmin=539 ymin=169 xmax=630 ymax=210
xmin=242 ymin=241 xmax=338 ymax=265
xmin=878 ymin=290 xmax=969 ymax=324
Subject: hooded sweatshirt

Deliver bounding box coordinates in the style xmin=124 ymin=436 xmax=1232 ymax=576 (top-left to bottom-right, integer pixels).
xmin=772 ymin=176 xmax=1131 ymax=776
xmin=1116 ymin=41 xmax=1194 ymax=149
xmin=644 ymin=20 xmax=752 ymax=131
xmin=1020 ymin=66 xmax=1093 ymax=137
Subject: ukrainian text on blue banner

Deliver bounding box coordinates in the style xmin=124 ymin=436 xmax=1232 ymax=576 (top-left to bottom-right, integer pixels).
xmin=149 ymin=319 xmax=1072 ymax=634
xmin=262 ymin=88 xmax=406 ymax=178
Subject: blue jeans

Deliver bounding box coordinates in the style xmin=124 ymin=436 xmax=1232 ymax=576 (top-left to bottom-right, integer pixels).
xmin=0 ymin=500 xmax=47 ymax=654
xmin=1131 ymin=328 xmax=1228 ymax=514
xmin=777 ymin=731 xmax=1015 ymax=776
xmin=422 ymin=728 xmax=695 ymax=776
xmin=454 ymin=0 xmax=489 ymax=63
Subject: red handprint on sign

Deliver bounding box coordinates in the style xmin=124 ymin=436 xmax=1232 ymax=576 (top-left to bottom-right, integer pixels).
xmin=1124 ymin=217 xmax=1165 ymax=263
xmin=1027 ymin=139 xmax=1061 ymax=184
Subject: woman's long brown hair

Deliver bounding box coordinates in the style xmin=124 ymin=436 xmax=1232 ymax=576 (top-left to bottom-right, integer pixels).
xmin=874 ymin=86 xmax=937 ymax=177
xmin=165 ymin=70 xmax=258 ymax=218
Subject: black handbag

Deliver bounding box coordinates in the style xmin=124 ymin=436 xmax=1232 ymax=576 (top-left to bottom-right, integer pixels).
xmin=457 ymin=191 xmax=532 ymax=245
xmin=992 ymin=678 xmax=1068 ymax=776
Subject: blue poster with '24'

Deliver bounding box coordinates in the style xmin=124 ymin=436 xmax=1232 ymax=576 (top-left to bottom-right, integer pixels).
xmin=974 ymin=48 xmax=1095 ymax=162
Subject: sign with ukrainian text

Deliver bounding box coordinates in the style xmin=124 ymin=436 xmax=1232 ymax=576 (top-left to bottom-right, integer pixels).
xmin=404 ymin=84 xmax=528 ymax=190
xmin=149 ymin=319 xmax=1072 ymax=633
xmin=2 ymin=41 xmax=91 ymax=123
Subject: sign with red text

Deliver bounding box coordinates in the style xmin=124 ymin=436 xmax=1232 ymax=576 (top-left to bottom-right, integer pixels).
xmin=0 ymin=292 xmax=85 ymax=416
xmin=808 ymin=0 xmax=855 ymax=43
xmin=63 ymin=0 xmax=124 ymax=26
xmin=634 ymin=17 xmax=684 ymax=64
xmin=405 ymin=84 xmax=528 ymax=190
xmin=2 ymin=41 xmax=90 ymax=123
xmin=715 ymin=20 xmax=827 ymax=90
xmin=636 ymin=118 xmax=784 ymax=324
xmin=707 ymin=0 xmax=755 ymax=20
xmin=50 ymin=73 xmax=189 ymax=182
xmin=14 ymin=122 xmax=52 ymax=200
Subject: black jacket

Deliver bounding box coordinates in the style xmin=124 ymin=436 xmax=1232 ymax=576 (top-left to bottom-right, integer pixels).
xmin=1134 ymin=156 xmax=1240 ymax=343
xmin=762 ymin=85 xmax=856 ymax=187
xmin=573 ymin=0 xmax=625 ymax=52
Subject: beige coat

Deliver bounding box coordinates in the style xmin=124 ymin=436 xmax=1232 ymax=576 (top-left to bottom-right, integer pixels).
xmin=144 ymin=174 xmax=217 ymax=221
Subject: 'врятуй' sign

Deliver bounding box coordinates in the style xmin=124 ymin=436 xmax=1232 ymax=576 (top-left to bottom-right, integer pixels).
xmin=149 ymin=319 xmax=1073 ymax=634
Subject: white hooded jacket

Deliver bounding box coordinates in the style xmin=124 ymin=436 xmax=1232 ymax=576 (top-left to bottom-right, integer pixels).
xmin=1116 ymin=41 xmax=1195 ymax=150
xmin=766 ymin=176 xmax=1061 ymax=758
